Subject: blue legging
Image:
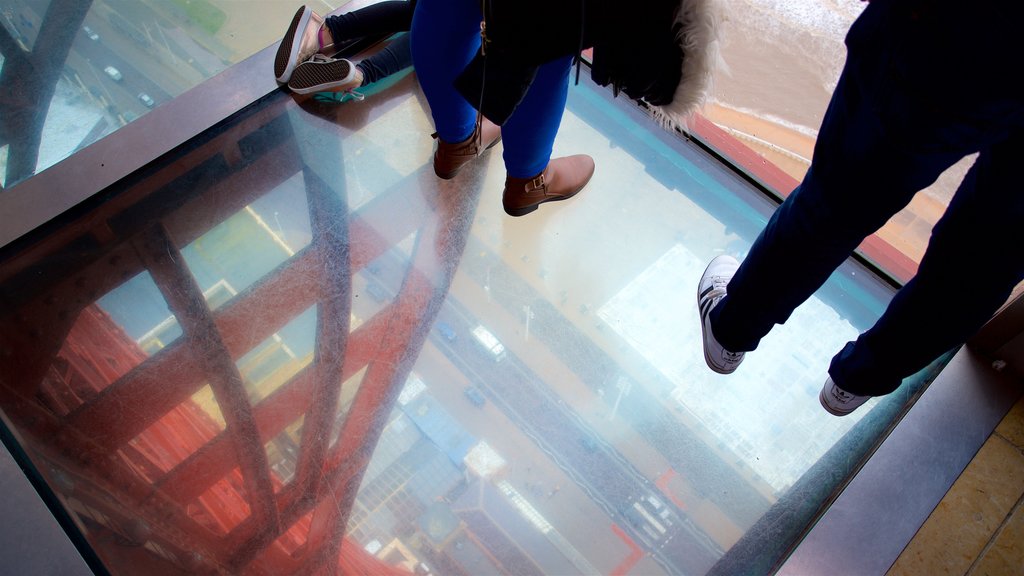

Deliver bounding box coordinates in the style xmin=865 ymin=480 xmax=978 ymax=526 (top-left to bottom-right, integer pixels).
xmin=410 ymin=0 xmax=572 ymax=178
xmin=710 ymin=0 xmax=1024 ymax=396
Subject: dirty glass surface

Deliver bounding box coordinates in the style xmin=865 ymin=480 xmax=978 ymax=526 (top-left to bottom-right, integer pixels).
xmin=0 ymin=62 xmax=938 ymax=575
xmin=0 ymin=0 xmax=349 ymax=188
xmin=1 ymin=0 xmax=970 ymax=295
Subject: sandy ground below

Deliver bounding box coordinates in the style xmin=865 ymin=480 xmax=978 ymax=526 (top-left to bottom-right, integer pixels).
xmin=700 ymin=101 xmax=955 ymax=265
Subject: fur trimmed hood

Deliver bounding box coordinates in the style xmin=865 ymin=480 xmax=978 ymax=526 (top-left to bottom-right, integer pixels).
xmin=456 ymin=0 xmax=724 ymax=128
xmin=653 ymin=0 xmax=724 ymax=128
xmin=590 ymin=0 xmax=724 ymax=130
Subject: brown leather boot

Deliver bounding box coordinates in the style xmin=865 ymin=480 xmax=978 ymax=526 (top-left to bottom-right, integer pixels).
xmin=502 ymin=155 xmax=595 ymax=217
xmin=433 ymin=115 xmax=502 ymax=180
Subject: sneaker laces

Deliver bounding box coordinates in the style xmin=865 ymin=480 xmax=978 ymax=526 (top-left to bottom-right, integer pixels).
xmin=700 ymin=277 xmax=740 ymax=360
xmin=699 ymin=286 xmax=726 ymax=315
xmin=313 ymin=91 xmax=365 ymax=104
xmin=307 ymin=53 xmax=333 ymax=64
xmin=708 ymin=273 xmax=730 ymax=293
xmin=699 ymin=274 xmax=730 ymax=313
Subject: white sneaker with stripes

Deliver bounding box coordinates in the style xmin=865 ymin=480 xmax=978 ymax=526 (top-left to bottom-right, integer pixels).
xmin=697 ymin=255 xmax=745 ymax=374
xmin=819 ymin=377 xmax=870 ymax=416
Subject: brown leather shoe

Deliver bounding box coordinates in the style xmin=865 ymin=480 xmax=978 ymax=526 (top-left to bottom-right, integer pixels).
xmin=502 ymin=155 xmax=595 ymax=217
xmin=433 ymin=116 xmax=502 ymax=180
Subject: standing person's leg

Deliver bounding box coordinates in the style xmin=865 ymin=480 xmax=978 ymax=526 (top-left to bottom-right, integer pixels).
xmin=501 ymin=56 xmax=573 ymax=179
xmin=828 ymin=130 xmax=1024 ymax=398
xmin=699 ymin=2 xmax=980 ymax=374
xmin=409 ymin=0 xmax=478 ymax=142
xmin=707 ymin=72 xmax=966 ymax=357
xmin=500 ymin=56 xmax=595 ymax=217
xmin=411 ymin=0 xmax=500 ymax=179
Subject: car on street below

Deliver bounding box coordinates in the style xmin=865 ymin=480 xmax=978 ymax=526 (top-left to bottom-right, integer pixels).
xmin=83 ymin=25 xmax=99 ymax=41
xmin=436 ymin=322 xmax=457 ymax=342
xmin=137 ymin=93 xmax=155 ymax=108
xmin=463 ymin=386 xmax=486 ymax=408
xmin=579 ymin=435 xmax=599 ymax=453
xmin=104 ymin=66 xmax=122 ymax=81
xmin=365 ymin=282 xmax=388 ymax=302
xmin=471 ymin=325 xmax=505 ymax=361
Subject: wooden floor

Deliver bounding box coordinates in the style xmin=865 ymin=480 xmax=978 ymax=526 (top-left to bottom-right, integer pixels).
xmin=888 ymin=394 xmax=1024 ymax=575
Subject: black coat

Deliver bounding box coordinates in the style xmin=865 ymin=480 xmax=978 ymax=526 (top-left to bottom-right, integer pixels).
xmin=455 ymin=0 xmax=690 ymax=125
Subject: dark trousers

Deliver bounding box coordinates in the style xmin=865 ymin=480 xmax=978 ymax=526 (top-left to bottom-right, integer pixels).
xmin=710 ymin=0 xmax=1024 ymax=396
xmin=324 ymin=0 xmax=415 ymax=86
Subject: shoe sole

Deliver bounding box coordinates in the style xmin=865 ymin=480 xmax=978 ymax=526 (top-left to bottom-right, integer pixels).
xmin=503 ymin=160 xmax=594 ymax=217
xmin=275 ymin=6 xmax=311 ymax=83
xmin=697 ymin=259 xmax=737 ymax=375
xmin=503 ymin=183 xmax=584 ymax=217
xmin=288 ymin=59 xmax=356 ymax=94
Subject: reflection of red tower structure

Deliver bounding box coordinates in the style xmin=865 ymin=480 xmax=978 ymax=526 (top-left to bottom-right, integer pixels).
xmin=47 ymin=305 xmax=304 ymax=560
xmin=8 ymin=199 xmax=415 ymax=569
xmin=0 ymin=91 xmax=477 ymax=574
xmin=45 ymin=301 xmax=407 ymax=569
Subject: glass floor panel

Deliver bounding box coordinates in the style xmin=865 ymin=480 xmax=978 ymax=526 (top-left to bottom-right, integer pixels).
xmin=0 ymin=69 xmax=943 ymax=575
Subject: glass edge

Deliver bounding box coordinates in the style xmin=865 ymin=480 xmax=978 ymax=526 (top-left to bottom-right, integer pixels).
xmin=0 ymin=409 xmax=110 ymax=575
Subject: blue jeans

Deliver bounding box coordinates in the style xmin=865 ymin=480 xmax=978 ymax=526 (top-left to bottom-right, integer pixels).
xmin=711 ymin=0 xmax=1024 ymax=396
xmin=410 ymin=0 xmax=572 ymax=178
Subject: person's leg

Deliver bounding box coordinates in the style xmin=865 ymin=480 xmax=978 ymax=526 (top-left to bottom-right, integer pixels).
xmin=707 ymin=2 xmax=991 ymax=354
xmin=356 ymin=33 xmax=412 ymax=86
xmin=323 ymin=0 xmax=415 ymax=47
xmin=286 ymin=33 xmax=412 ymax=95
xmin=500 ymin=56 xmax=573 ymax=178
xmin=278 ymin=0 xmax=415 ymax=86
xmin=829 ymin=130 xmax=1024 ymax=396
xmin=708 ymin=0 xmax=1024 ymax=355
xmin=410 ymin=0 xmax=479 ymax=143
xmin=499 ymin=56 xmax=595 ymax=217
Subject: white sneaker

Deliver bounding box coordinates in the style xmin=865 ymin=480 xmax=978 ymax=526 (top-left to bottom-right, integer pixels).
xmin=697 ymin=255 xmax=744 ymax=374
xmin=819 ymin=377 xmax=869 ymax=416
